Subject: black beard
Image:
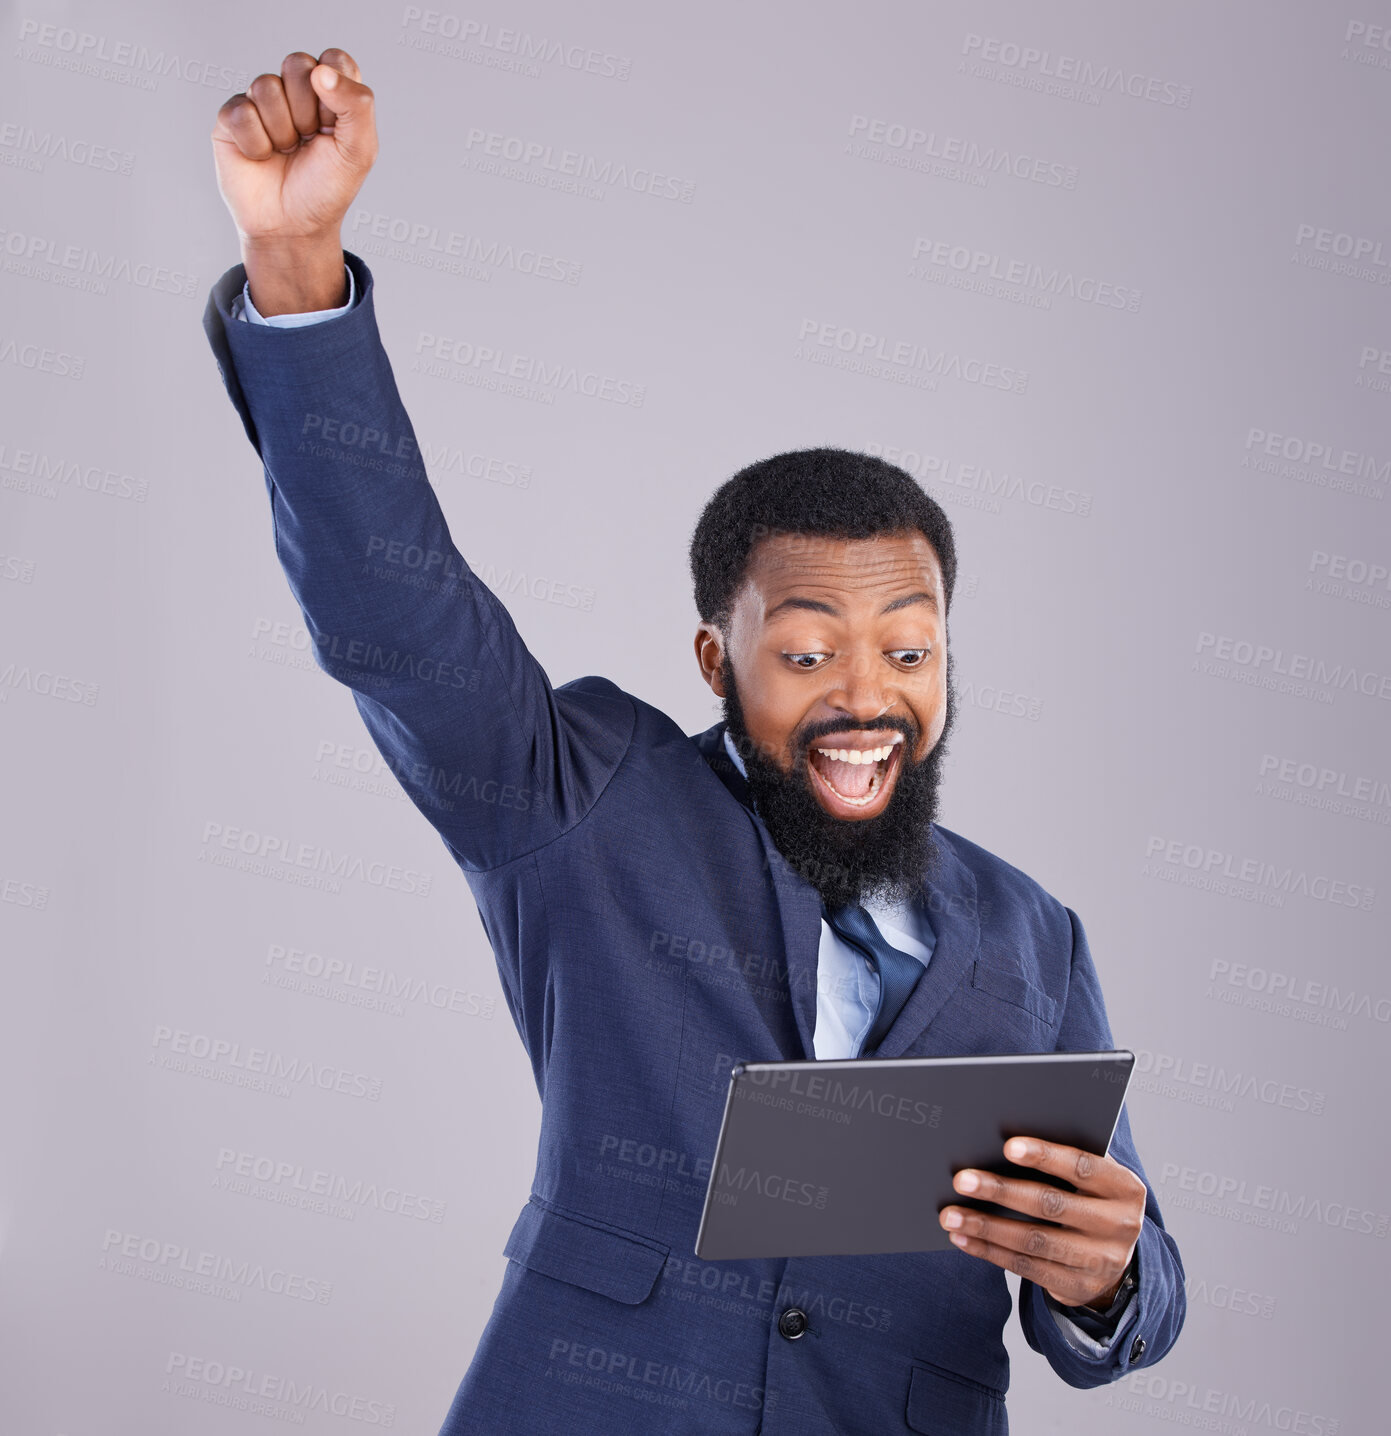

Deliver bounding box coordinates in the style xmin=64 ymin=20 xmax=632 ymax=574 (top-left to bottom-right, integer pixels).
xmin=719 ymin=654 xmax=956 ymax=911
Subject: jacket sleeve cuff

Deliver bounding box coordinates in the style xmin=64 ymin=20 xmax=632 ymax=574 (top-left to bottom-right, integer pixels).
xmin=232 ymin=262 xmax=357 ymax=325
xmin=1043 ymin=1284 xmax=1139 ymax=1358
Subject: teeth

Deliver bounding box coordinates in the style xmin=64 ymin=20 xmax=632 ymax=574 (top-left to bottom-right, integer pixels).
xmin=813 ymin=733 xmax=903 ymax=765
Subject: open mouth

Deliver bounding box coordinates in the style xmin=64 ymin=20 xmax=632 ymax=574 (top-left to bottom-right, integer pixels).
xmin=806 ymin=732 xmax=904 ymax=812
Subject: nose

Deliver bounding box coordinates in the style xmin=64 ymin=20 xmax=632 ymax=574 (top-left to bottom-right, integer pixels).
xmin=819 ymin=648 xmax=900 ymax=723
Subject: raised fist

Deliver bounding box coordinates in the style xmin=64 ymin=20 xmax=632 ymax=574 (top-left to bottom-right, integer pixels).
xmin=211 ymin=48 xmax=377 ymax=246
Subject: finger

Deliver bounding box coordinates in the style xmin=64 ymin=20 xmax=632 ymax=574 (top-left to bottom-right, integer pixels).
xmin=944 ymin=1228 xmax=1107 ymax=1307
xmin=245 ymin=73 xmax=299 ymax=153
xmin=949 ymin=1168 xmax=1111 ymax=1230
xmin=280 ymin=52 xmax=323 ymax=139
xmin=308 ymin=59 xmax=377 ymax=167
xmin=940 ymin=1206 xmax=1108 ymax=1276
xmin=318 ymin=46 xmax=362 ymax=82
xmin=313 ymin=47 xmax=363 ymax=132
xmin=1000 ymin=1137 xmax=1125 ymax=1196
xmin=213 ymin=93 xmax=274 ymax=161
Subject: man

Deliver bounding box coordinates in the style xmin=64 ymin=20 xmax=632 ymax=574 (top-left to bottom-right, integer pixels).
xmin=205 ymin=48 xmax=1184 ymax=1435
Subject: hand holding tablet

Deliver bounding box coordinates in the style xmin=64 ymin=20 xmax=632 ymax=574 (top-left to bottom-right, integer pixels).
xmin=940 ymin=1132 xmax=1148 ymax=1310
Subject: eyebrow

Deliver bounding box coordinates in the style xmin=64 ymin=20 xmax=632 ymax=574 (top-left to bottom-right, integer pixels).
xmin=764 ymin=591 xmax=938 ymax=621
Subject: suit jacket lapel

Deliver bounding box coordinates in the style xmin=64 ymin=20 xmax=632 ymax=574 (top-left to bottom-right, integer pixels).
xmin=873 ymin=831 xmax=980 ymax=1057
xmin=692 ymin=722 xmax=821 ymax=1059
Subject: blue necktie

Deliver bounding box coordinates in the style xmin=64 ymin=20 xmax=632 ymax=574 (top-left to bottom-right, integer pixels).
xmin=822 ymin=902 xmax=924 ymax=1055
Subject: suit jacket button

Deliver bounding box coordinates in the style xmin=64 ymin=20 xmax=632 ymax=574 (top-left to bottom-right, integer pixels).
xmin=1129 ymin=1335 xmax=1147 ymax=1362
xmin=778 ymin=1307 xmax=808 ymax=1340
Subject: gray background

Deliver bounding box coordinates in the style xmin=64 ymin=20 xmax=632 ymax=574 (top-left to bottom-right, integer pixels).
xmin=2 ymin=1 xmax=1387 ymax=1431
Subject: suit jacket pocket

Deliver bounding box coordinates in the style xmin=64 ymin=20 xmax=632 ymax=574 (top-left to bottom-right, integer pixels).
xmin=503 ymin=1196 xmax=670 ymax=1305
xmin=905 ymin=1358 xmax=1008 ymax=1435
xmin=971 ymin=960 xmax=1058 ymax=1027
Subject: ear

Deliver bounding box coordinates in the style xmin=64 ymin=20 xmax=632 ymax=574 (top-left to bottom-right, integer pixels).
xmin=693 ymin=622 xmax=727 ymax=695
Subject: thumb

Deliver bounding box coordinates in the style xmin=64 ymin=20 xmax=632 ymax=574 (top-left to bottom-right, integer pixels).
xmin=309 ymin=63 xmax=375 ymax=166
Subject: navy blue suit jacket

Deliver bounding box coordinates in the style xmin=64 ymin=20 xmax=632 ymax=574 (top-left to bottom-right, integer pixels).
xmin=203 ymin=252 xmax=1184 ymax=1435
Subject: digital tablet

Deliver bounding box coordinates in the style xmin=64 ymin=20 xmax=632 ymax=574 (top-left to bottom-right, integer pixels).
xmin=693 ymin=1050 xmax=1134 ymax=1260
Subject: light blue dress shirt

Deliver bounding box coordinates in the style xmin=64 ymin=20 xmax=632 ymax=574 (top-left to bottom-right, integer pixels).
xmin=233 ymin=261 xmax=1137 ymax=1358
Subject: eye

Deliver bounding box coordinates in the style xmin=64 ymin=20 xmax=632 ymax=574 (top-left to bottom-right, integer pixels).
xmin=783 ymin=647 xmax=932 ymax=671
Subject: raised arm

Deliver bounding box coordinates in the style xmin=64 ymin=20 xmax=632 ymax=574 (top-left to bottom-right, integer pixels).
xmin=206 ymin=49 xmax=632 ymax=871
